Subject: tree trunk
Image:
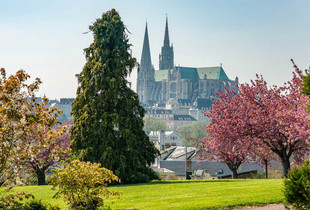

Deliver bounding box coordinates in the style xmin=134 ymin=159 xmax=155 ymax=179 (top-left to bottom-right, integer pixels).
xmin=264 ymin=159 xmax=268 ymax=179
xmin=37 ymin=171 xmax=46 ymax=185
xmin=281 ymin=156 xmax=290 ymax=178
xmin=231 ymin=169 xmax=238 ymax=179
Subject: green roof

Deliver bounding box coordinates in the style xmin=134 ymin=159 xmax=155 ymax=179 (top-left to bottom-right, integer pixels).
xmin=154 ymin=66 xmax=230 ymax=82
xmin=155 ymin=70 xmax=168 ymax=82
xmin=177 ymin=67 xmax=199 ymax=81
xmin=197 ymin=66 xmax=229 ymax=80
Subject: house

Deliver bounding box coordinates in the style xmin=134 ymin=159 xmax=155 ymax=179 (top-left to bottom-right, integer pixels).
xmin=167 ymin=114 xmax=197 ymax=131
xmin=148 ymin=130 xmax=183 ymax=150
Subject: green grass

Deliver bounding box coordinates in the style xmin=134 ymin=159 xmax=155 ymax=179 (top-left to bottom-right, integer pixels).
xmin=5 ymin=179 xmax=284 ymax=209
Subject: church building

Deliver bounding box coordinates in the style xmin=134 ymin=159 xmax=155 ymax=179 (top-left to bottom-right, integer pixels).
xmin=137 ymin=17 xmax=238 ymax=108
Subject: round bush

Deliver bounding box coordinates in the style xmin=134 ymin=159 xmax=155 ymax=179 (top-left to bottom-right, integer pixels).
xmin=283 ymin=160 xmax=310 ymax=209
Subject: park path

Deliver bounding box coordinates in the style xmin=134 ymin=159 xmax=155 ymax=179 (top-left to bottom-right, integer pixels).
xmin=238 ymin=204 xmax=285 ymax=210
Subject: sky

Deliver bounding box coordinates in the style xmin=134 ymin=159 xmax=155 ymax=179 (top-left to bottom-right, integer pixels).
xmin=1 ymin=0 xmax=310 ymax=99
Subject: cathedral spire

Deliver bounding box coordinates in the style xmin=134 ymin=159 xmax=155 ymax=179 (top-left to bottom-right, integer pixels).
xmin=140 ymin=22 xmax=152 ymax=70
xmin=164 ymin=16 xmax=170 ymax=47
xmin=159 ymin=16 xmax=174 ymax=70
xmin=137 ymin=22 xmax=155 ymax=104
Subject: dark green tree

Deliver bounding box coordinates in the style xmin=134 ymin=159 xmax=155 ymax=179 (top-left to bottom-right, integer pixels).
xmin=71 ymin=9 xmax=159 ymax=184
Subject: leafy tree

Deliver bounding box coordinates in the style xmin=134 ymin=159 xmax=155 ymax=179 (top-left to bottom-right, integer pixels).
xmin=51 ymin=160 xmax=120 ymax=210
xmin=71 ymin=9 xmax=159 ymax=183
xmin=18 ymin=116 xmax=71 ymax=185
xmin=0 ymin=68 xmax=41 ymax=186
xmin=177 ymin=121 xmax=208 ymax=146
xmin=143 ymin=117 xmax=167 ymax=132
xmin=195 ymin=61 xmax=310 ymax=178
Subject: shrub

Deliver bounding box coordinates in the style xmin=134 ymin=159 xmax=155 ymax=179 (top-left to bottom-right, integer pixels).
xmin=51 ymin=160 xmax=121 ymax=210
xmin=250 ymin=172 xmax=267 ymax=179
xmin=47 ymin=204 xmax=61 ymax=210
xmin=283 ymin=160 xmax=310 ymax=210
xmin=0 ymin=190 xmax=34 ymax=209
xmin=167 ymin=174 xmax=179 ymax=180
xmin=24 ymin=199 xmax=48 ymax=210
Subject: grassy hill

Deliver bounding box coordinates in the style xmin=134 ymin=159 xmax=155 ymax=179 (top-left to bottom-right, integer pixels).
xmin=8 ymin=179 xmax=284 ymax=209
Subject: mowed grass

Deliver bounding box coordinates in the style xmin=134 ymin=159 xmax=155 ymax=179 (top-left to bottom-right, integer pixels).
xmin=7 ymin=179 xmax=284 ymax=209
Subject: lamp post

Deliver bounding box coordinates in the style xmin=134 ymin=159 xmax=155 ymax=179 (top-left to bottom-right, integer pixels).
xmin=185 ymin=145 xmax=188 ymax=180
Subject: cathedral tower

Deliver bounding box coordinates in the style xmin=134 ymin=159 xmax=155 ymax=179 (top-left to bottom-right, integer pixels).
xmin=159 ymin=17 xmax=174 ymax=70
xmin=137 ymin=23 xmax=155 ymax=104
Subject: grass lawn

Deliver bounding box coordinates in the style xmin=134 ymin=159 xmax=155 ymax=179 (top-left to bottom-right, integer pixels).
xmin=7 ymin=179 xmax=284 ymax=209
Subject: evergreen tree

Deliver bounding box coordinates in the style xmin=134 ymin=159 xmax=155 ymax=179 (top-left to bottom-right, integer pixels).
xmin=71 ymin=9 xmax=159 ymax=183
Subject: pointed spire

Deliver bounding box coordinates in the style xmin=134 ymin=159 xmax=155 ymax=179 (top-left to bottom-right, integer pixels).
xmin=159 ymin=15 xmax=174 ymax=70
xmin=164 ymin=15 xmax=170 ymax=46
xmin=140 ymin=22 xmax=152 ymax=71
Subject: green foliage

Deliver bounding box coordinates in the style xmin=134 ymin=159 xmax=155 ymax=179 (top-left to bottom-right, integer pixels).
xmin=0 ymin=189 xmax=34 ymax=209
xmin=70 ymin=9 xmax=159 ymax=184
xmin=176 ymin=121 xmax=208 ymax=145
xmin=283 ymin=160 xmax=310 ymax=209
xmin=50 ymin=160 xmax=121 ymax=210
xmin=143 ymin=117 xmax=168 ymax=131
xmin=302 ymin=72 xmax=310 ymax=110
xmin=24 ymin=199 xmax=48 ymax=210
xmin=47 ymin=204 xmax=61 ymax=210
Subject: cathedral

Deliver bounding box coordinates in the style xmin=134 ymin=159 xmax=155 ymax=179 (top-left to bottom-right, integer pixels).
xmin=137 ymin=17 xmax=238 ymax=108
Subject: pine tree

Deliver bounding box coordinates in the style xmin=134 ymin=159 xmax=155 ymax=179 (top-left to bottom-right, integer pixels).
xmin=71 ymin=9 xmax=159 ymax=183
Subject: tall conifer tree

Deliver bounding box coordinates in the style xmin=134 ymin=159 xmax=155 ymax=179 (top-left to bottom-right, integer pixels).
xmin=71 ymin=9 xmax=158 ymax=183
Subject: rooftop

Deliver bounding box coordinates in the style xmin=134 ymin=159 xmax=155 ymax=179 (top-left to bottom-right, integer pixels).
xmin=154 ymin=66 xmax=230 ymax=82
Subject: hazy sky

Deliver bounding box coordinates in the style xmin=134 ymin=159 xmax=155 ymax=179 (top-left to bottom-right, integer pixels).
xmin=1 ymin=0 xmax=310 ymax=99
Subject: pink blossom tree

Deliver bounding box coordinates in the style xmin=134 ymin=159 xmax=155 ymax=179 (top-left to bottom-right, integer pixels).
xmin=240 ymin=62 xmax=310 ymax=177
xmin=191 ymin=87 xmax=252 ymax=179
xmin=194 ymin=61 xmax=310 ymax=178
xmin=17 ymin=100 xmax=72 ymax=185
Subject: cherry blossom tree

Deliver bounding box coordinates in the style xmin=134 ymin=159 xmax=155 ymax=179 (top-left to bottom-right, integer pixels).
xmin=241 ymin=61 xmax=310 ymax=177
xmin=196 ymin=61 xmax=310 ymax=178
xmin=190 ymin=87 xmax=252 ymax=179
xmin=17 ymin=100 xmax=72 ymax=185
xmin=0 ymin=68 xmax=41 ymax=186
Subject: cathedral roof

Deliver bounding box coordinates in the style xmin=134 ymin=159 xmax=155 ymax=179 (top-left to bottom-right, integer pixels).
xmin=154 ymin=66 xmax=230 ymax=82
xmin=177 ymin=67 xmax=199 ymax=81
xmin=197 ymin=66 xmax=229 ymax=80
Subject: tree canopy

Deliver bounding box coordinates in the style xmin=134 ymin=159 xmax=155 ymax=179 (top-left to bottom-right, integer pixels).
xmin=0 ymin=69 xmax=41 ymax=186
xmin=193 ymin=61 xmax=310 ymax=178
xmin=70 ymin=9 xmax=159 ymax=183
xmin=143 ymin=117 xmax=168 ymax=132
xmin=177 ymin=121 xmax=208 ymax=146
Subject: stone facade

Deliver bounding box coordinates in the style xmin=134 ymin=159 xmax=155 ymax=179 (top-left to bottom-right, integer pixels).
xmin=137 ymin=17 xmax=238 ymax=108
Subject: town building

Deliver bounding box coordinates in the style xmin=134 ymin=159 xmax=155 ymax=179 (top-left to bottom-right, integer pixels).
xmin=48 ymin=98 xmax=74 ymax=122
xmin=148 ymin=130 xmax=183 ymax=149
